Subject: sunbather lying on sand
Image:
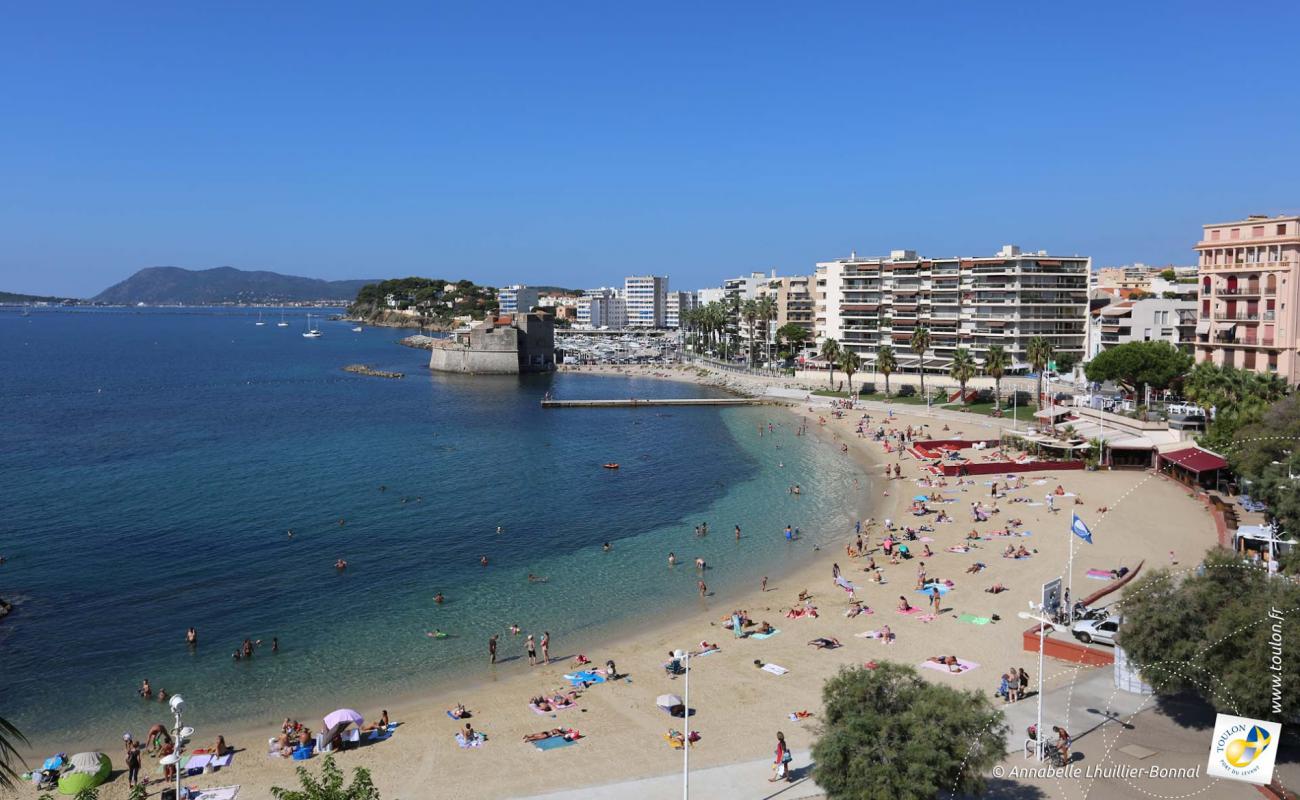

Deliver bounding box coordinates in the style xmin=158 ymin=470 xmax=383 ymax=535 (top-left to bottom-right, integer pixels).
xmin=755 ymin=621 xmax=775 ymax=635
xmin=808 ymin=637 xmax=842 ymax=649
xmin=522 ymin=728 xmax=576 ymax=742
xmin=928 ymin=655 xmax=963 ymax=672
xmin=448 ymin=704 xmax=469 ymax=719
xmin=985 ymin=583 xmax=1007 ymax=594
xmin=966 ymin=562 xmax=986 ymax=574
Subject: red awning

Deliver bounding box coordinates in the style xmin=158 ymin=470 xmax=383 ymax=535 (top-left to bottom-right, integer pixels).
xmin=1162 ymin=447 xmax=1228 ymax=473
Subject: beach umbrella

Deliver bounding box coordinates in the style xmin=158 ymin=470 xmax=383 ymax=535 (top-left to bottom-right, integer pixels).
xmin=322 ymin=708 xmax=364 ymax=740
xmin=656 ymin=694 xmax=683 ymax=709
xmin=913 ymin=495 xmax=929 ymax=502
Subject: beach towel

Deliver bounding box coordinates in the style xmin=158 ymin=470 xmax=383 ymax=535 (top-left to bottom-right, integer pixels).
xmin=455 ymin=732 xmax=485 ymax=749
xmin=916 ymin=614 xmax=938 ymax=623
xmin=897 ymin=607 xmax=922 ymax=615
xmin=1086 ymin=569 xmax=1112 ymax=579
xmin=212 ymin=753 xmax=233 ymax=768
xmin=1085 ymin=572 xmax=1111 ymax=581
xmin=854 ymin=630 xmax=881 ymax=639
xmin=761 ymin=663 xmax=789 ymax=676
xmin=533 ymin=735 xmax=575 ymax=751
xmin=946 ymin=546 xmax=970 ymax=554
xmin=184 ymin=754 xmax=213 ymax=772
xmin=957 ymin=613 xmax=992 ymax=625
xmin=693 ymin=647 xmax=721 ymax=656
xmin=915 ymin=583 xmax=951 ymax=596
xmin=190 ymin=787 xmax=240 ymax=800
xmin=530 ymin=702 xmax=575 ymax=715
xmin=750 ymin=628 xmax=780 ymax=640
xmin=563 ymin=670 xmax=607 ymax=687
xmin=919 ymin=536 xmax=934 ymax=542
xmin=920 ymin=658 xmax=979 ymax=674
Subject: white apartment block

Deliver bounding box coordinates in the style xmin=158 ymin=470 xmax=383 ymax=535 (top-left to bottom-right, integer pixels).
xmin=666 ymin=290 xmax=697 ymax=329
xmin=1088 ymin=298 xmax=1198 ymax=358
xmin=497 ymin=284 xmax=540 ymax=315
xmin=818 ymin=245 xmax=1090 ymax=373
xmin=624 ymin=275 xmax=669 ymax=327
xmin=576 ymin=287 xmax=627 ymax=329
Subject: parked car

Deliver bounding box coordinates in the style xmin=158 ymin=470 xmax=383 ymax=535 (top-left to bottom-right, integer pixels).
xmin=1071 ymin=615 xmax=1122 ymax=646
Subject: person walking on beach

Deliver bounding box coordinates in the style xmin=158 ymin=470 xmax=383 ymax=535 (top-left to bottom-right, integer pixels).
xmin=526 ymin=634 xmax=537 ymax=666
xmin=771 ymin=731 xmax=791 ymax=782
xmin=125 ymin=738 xmax=142 ymax=787
xmin=541 ymin=631 xmax=550 ymax=664
xmin=761 ymin=576 xmax=768 ymax=592
xmin=930 ymin=586 xmax=941 ymax=614
xmin=488 ymin=634 xmax=498 ymax=665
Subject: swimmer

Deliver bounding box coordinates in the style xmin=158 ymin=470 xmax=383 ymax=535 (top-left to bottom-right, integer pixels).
xmin=527 ymin=574 xmax=549 ymax=583
xmin=602 ymin=542 xmax=611 ymax=552
xmin=335 ymin=558 xmax=348 ymax=570
xmin=668 ymin=552 xmax=678 ymax=566
xmin=426 ymin=629 xmax=448 ymax=638
xmin=480 ymin=555 xmax=489 ymax=567
xmin=496 ymin=526 xmax=504 ymax=534
xmin=434 ymin=592 xmax=445 ymax=604
xmin=509 ymin=623 xmax=521 ymax=635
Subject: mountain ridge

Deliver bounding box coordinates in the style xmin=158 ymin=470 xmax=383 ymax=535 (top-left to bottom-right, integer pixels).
xmin=92 ymin=266 xmax=378 ymax=304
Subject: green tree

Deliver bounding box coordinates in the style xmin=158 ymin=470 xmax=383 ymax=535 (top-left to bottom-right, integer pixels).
xmin=741 ymin=299 xmax=759 ymax=367
xmin=1119 ymin=548 xmax=1300 ymax=720
xmin=776 ymin=323 xmax=809 ymax=358
xmin=909 ymin=327 xmax=931 ymax=399
xmin=1159 ymin=268 xmax=1176 ymax=281
xmin=1084 ymin=340 xmax=1193 ymax=401
xmin=839 ymin=349 xmax=861 ymax=395
xmin=812 ymin=663 xmax=1007 ymax=800
xmin=1 ymin=716 xmax=28 ymax=790
xmin=820 ymin=338 xmax=841 ymax=389
xmin=984 ymin=344 xmax=1009 ymax=409
xmin=948 ymin=348 xmax=977 ymax=404
xmin=272 ymin=755 xmax=381 ymax=800
xmin=876 ymin=345 xmax=898 ymax=396
xmin=1055 ymin=352 xmax=1078 ymax=374
xmin=1026 ymin=336 xmax=1054 ymax=408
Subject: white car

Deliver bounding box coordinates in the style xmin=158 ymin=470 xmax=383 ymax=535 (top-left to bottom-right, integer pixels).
xmin=1071 ymin=615 xmax=1122 ymax=646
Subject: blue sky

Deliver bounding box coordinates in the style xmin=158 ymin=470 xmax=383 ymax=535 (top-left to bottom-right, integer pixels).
xmin=2 ymin=1 xmax=1298 ymax=297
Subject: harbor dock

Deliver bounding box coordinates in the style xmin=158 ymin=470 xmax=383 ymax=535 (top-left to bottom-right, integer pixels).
xmin=541 ymin=398 xmax=762 ymax=408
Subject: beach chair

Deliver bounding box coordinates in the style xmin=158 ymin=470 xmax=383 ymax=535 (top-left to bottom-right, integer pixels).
xmin=344 ymin=728 xmax=361 ymax=747
xmin=664 ymin=658 xmax=684 ymax=677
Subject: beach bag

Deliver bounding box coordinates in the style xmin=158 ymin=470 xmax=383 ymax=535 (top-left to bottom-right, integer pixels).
xmin=781 ymin=748 xmax=792 ymax=764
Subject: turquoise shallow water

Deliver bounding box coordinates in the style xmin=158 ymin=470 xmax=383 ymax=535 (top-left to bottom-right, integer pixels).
xmin=0 ymin=307 xmax=864 ymax=746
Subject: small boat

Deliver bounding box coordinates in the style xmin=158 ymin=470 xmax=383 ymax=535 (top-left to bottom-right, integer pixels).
xmin=302 ymin=314 xmax=322 ymax=338
xmin=603 ymin=463 xmax=620 ymax=470
xmin=255 ymin=311 xmax=266 ymax=326
xmin=352 ymin=326 xmax=363 ymax=333
xmin=277 ymin=311 xmax=289 ymax=327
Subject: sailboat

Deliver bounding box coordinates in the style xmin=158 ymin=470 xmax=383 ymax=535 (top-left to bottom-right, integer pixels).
xmin=302 ymin=313 xmax=322 ymax=338
xmin=277 ymin=311 xmax=289 ymax=327
xmin=255 ymin=311 xmax=266 ymax=326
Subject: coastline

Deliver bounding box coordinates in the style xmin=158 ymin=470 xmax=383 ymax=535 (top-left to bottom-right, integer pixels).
xmin=6 ymin=362 xmax=1222 ymax=800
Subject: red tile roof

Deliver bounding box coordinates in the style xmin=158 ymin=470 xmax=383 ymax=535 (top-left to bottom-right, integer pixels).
xmin=1161 ymin=447 xmax=1228 ymax=473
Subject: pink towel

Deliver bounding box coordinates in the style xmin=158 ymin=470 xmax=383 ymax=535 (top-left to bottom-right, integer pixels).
xmin=897 ymin=607 xmax=921 ymax=615
xmin=920 ymin=658 xmax=979 ymax=674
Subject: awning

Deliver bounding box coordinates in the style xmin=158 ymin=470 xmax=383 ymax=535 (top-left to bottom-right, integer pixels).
xmin=1196 ymin=320 xmax=1211 ymax=334
xmin=1161 ymin=447 xmax=1228 ymax=473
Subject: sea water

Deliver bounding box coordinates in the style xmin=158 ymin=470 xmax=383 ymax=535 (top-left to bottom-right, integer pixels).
xmin=0 ymin=307 xmax=864 ymax=746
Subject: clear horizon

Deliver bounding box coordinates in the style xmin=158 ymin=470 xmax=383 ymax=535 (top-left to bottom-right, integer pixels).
xmin=2 ymin=1 xmax=1298 ymax=297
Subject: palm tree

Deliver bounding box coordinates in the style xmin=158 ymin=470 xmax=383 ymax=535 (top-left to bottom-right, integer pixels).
xmin=909 ymin=327 xmax=931 ymax=400
xmin=839 ymin=349 xmax=862 ymax=395
xmin=984 ymin=344 xmax=1009 ymax=410
xmin=1183 ymin=361 xmax=1227 ymax=418
xmin=877 ymin=345 xmax=898 ymax=396
xmin=1027 ymin=336 xmax=1054 ymax=408
xmin=756 ymin=294 xmax=777 ymax=368
xmin=0 ymin=715 xmax=29 ymax=790
xmin=741 ymin=299 xmax=759 ymax=367
xmin=820 ymin=337 xmax=841 ymax=389
xmin=949 ymin=348 xmax=977 ymax=404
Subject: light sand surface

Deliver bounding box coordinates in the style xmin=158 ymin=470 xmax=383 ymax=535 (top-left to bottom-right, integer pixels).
xmin=7 ymin=364 xmax=1221 ymax=800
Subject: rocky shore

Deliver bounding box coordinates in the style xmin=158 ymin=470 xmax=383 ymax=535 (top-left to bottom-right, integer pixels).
xmin=342 ymin=363 xmax=404 ymax=379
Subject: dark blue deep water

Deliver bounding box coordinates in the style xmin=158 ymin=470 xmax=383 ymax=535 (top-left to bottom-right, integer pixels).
xmin=0 ymin=307 xmax=863 ymax=746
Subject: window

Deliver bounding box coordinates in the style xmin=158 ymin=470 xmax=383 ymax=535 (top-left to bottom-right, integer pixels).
xmin=1211 ymin=230 xmax=1221 ymax=241
xmin=1231 ymin=228 xmax=1240 ymax=240
xmin=1253 ymin=226 xmax=1266 ymax=238
xmin=1280 ymin=224 xmax=1289 ymax=236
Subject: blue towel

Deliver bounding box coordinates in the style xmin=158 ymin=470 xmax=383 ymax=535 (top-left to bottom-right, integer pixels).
xmin=564 ymin=670 xmax=606 ymax=686
xmin=532 ymin=735 xmax=575 ymax=751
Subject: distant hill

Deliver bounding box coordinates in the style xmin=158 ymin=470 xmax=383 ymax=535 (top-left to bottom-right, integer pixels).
xmin=92 ymin=266 xmax=377 ymax=305
xmin=0 ymin=291 xmax=75 ymax=304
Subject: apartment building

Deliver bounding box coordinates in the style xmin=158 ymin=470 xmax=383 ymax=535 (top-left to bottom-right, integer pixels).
xmin=1195 ymin=214 xmax=1300 ymax=380
xmin=497 ymin=285 xmax=541 ymax=315
xmin=1088 ymin=298 xmax=1198 ymax=358
xmin=817 ymin=245 xmax=1090 ymax=373
xmin=576 ymin=287 xmax=627 ymax=329
xmin=666 ymin=290 xmax=696 ymax=329
xmin=760 ymin=275 xmax=815 ymax=333
xmin=624 ymin=275 xmax=669 ymax=327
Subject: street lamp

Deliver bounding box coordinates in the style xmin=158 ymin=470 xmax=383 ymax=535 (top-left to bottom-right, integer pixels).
xmin=1017 ymin=608 xmax=1065 ymax=761
xmin=158 ymin=695 xmax=191 ymax=800
xmin=673 ymin=649 xmax=691 ymax=799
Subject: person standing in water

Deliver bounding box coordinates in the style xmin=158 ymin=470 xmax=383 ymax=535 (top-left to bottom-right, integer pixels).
xmin=540 ymin=631 xmax=550 ymax=664
xmin=526 ymin=634 xmax=537 ymax=666
xmin=735 ymin=524 xmax=742 ymax=540
xmin=488 ymin=634 xmax=498 ymax=665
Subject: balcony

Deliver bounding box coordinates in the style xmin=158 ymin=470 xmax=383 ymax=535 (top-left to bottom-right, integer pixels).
xmin=1212 ymin=313 xmax=1262 ymax=322
xmin=1216 ymin=286 xmax=1264 ymax=296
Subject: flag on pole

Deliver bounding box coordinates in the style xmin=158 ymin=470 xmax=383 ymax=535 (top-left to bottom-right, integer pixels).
xmin=1071 ymin=514 xmax=1093 ymax=544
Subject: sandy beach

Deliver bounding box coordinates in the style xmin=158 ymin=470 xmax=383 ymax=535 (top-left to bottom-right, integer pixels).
xmin=7 ymin=363 xmax=1222 ymax=800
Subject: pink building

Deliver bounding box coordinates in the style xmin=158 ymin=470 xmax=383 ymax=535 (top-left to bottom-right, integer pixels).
xmin=1196 ymin=214 xmax=1300 ymax=380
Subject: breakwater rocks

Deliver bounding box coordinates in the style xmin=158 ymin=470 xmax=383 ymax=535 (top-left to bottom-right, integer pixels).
xmin=399 ymin=335 xmax=440 ymax=350
xmin=343 ymin=364 xmax=404 ymax=379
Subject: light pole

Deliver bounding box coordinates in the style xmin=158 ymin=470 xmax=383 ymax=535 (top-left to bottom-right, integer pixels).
xmin=677 ymin=649 xmax=691 ymax=799
xmin=1017 ymin=609 xmax=1065 ymax=761
xmin=160 ymin=694 xmax=191 ymax=800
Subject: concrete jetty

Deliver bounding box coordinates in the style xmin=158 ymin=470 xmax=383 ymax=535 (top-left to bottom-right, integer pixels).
xmin=541 ymin=398 xmax=761 ymax=408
